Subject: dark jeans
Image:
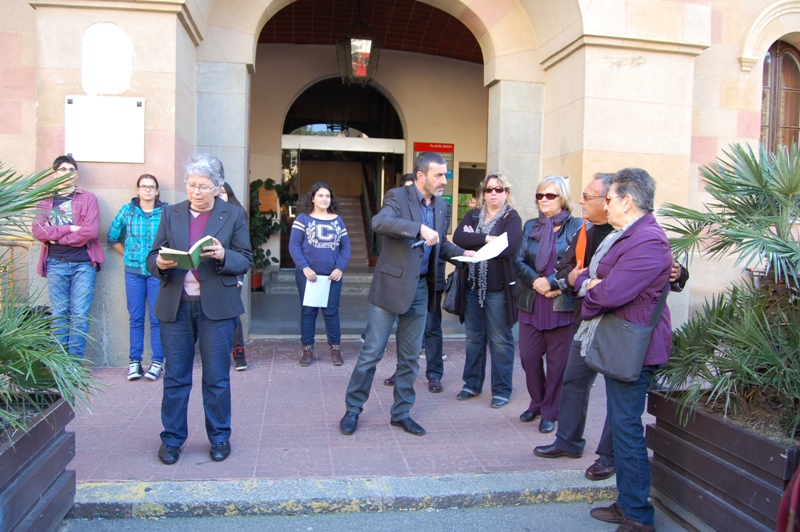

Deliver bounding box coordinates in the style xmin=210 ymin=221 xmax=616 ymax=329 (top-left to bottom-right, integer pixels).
xmin=345 ymin=278 xmax=428 ymax=421
xmin=424 ymin=290 xmax=444 ymax=380
xmin=159 ymin=299 xmax=235 ymax=447
xmin=607 ymin=366 xmax=658 ymax=525
xmin=553 ymin=340 xmax=614 ymax=464
xmin=295 ymin=269 xmax=343 ymax=345
xmin=462 ymin=289 xmax=515 ymax=399
xmin=518 ymin=321 xmax=575 ymax=421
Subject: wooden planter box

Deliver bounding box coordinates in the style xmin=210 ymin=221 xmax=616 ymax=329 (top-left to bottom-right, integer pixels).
xmin=646 ymin=391 xmax=799 ymax=531
xmin=0 ymin=397 xmax=76 ymax=532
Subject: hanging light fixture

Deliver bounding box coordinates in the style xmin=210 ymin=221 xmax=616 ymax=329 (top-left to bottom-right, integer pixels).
xmin=336 ymin=0 xmax=381 ymax=85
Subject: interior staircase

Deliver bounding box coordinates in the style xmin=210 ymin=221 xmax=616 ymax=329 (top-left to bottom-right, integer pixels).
xmin=336 ymin=195 xmax=369 ymax=268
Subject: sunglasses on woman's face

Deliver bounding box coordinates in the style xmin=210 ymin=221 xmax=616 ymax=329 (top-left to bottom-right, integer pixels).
xmin=483 ymin=186 xmax=507 ymax=194
xmin=535 ymin=193 xmax=558 ymax=201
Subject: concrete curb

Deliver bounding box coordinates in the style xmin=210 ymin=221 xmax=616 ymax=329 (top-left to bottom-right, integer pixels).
xmin=69 ymin=471 xmax=617 ymax=519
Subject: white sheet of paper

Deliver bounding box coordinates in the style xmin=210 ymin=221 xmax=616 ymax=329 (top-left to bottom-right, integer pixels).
xmin=453 ymin=232 xmax=509 ymax=263
xmin=302 ymin=276 xmax=331 ymax=307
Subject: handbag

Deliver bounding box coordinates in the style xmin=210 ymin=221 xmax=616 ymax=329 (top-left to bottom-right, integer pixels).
xmin=442 ymin=268 xmax=463 ymax=315
xmin=585 ymin=283 xmax=670 ymax=382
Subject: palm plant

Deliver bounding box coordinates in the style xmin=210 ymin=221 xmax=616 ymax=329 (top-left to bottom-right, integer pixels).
xmin=658 ymin=143 xmax=800 ymax=440
xmin=0 ymin=164 xmax=95 ymax=438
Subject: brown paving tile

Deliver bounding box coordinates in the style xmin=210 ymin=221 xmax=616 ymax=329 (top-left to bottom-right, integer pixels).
xmin=70 ymin=339 xmax=634 ymax=484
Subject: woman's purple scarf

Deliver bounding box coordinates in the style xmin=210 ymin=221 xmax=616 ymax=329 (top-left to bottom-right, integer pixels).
xmin=529 ymin=209 xmax=570 ymax=273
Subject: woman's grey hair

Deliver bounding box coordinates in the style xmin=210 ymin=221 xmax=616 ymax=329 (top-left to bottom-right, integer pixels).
xmin=184 ymin=154 xmax=225 ymax=186
xmin=477 ymin=172 xmax=515 ymax=209
xmin=537 ymin=175 xmax=573 ymax=212
xmin=610 ymin=167 xmax=655 ymax=212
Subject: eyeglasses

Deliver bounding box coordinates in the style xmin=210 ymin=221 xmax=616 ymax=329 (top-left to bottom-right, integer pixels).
xmin=483 ymin=186 xmax=507 ymax=194
xmin=605 ymin=194 xmax=624 ymax=205
xmin=185 ymin=182 xmax=217 ymax=192
xmin=138 ymin=185 xmax=157 ymax=191
xmin=582 ymin=193 xmax=604 ymax=201
xmin=535 ymin=193 xmax=559 ymax=201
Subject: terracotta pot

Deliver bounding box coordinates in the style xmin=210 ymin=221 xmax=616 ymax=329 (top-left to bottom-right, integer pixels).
xmin=646 ymin=391 xmax=800 ymax=531
xmin=0 ymin=396 xmax=76 ymax=531
xmin=250 ymin=272 xmax=264 ymax=291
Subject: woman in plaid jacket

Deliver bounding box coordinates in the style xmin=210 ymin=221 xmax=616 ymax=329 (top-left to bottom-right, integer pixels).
xmin=108 ymin=174 xmax=167 ymax=381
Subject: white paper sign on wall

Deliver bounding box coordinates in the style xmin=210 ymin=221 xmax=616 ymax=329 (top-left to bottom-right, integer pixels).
xmin=64 ymin=96 xmax=145 ymax=163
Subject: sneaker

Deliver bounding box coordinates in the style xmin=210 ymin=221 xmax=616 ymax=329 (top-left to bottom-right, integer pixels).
xmin=442 ymin=354 xmax=447 ymax=361
xmin=233 ymin=347 xmax=247 ymax=371
xmin=144 ymin=362 xmax=163 ymax=381
xmin=127 ymin=361 xmax=144 ymax=381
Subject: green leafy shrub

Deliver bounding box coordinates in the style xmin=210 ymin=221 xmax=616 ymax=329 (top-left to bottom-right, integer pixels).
xmin=658 ymin=143 xmax=800 ymax=440
xmin=0 ymin=164 xmax=95 ymax=438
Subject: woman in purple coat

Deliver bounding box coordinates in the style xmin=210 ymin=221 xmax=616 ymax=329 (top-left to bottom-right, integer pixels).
xmin=574 ymin=168 xmax=673 ymax=532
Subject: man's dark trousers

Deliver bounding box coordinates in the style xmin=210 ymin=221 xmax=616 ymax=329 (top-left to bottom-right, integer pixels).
xmin=553 ymin=339 xmax=614 ymax=464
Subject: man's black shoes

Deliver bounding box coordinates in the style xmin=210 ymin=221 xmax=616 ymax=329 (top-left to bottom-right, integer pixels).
xmin=340 ymin=412 xmax=359 ymax=435
xmin=158 ymin=444 xmax=181 ymax=465
xmin=390 ymin=417 xmax=426 ymax=436
xmin=210 ymin=441 xmax=231 ymax=462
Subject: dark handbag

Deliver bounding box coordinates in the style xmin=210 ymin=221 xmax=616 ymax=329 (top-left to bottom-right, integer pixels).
xmin=442 ymin=268 xmax=463 ymax=315
xmin=585 ymin=283 xmax=670 ymax=382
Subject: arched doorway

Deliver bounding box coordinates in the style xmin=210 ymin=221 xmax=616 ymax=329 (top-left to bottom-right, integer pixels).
xmin=278 ymin=77 xmax=406 ymax=268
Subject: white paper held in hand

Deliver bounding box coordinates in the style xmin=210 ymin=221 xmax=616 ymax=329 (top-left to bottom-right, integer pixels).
xmin=453 ymin=232 xmax=508 ymax=263
xmin=303 ymin=276 xmax=332 ymax=307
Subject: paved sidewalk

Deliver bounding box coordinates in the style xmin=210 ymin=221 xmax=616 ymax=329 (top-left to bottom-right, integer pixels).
xmin=66 ymin=338 xmax=654 ymax=520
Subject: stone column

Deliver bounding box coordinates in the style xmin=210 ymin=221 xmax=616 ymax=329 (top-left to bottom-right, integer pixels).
xmin=486 ymin=80 xmax=545 ymax=222
xmin=196 ymin=61 xmax=252 ymax=335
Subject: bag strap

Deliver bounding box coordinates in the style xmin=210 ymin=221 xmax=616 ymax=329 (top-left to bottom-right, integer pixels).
xmin=647 ymin=282 xmax=671 ymax=328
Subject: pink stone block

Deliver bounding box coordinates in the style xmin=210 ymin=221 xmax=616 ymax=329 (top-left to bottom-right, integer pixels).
xmin=459 ymin=7 xmax=487 ymax=39
xmin=0 ymin=65 xmax=36 ymax=101
xmin=0 ymin=33 xmax=24 ymax=66
xmin=691 ymin=135 xmax=717 ymax=165
xmin=711 ymin=10 xmax=723 ymax=44
xmin=738 ymin=109 xmax=761 ymax=139
xmin=0 ymin=101 xmax=22 ymax=134
xmin=469 ymin=0 xmax=517 ymax=30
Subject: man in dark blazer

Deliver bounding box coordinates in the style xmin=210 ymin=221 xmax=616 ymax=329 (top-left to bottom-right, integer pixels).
xmin=340 ymin=152 xmax=474 ymax=436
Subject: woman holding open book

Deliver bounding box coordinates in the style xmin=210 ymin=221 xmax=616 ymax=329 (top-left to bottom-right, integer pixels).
xmin=289 ymin=182 xmax=351 ymax=367
xmin=146 ymin=154 xmax=252 ymax=466
xmin=108 ymin=173 xmax=167 ymax=382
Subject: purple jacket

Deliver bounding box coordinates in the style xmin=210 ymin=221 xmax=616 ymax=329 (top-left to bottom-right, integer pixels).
xmin=32 ymin=188 xmax=105 ymax=277
xmin=577 ymin=212 xmax=673 ymax=366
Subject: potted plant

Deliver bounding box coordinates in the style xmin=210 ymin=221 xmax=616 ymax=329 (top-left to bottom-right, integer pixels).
xmin=650 ymin=143 xmax=800 ymax=531
xmin=0 ymin=163 xmax=95 ymax=531
xmin=249 ymin=179 xmax=282 ymax=291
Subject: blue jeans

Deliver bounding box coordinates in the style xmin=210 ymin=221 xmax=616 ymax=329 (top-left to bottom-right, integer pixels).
xmin=606 ymin=366 xmax=658 ymax=525
xmin=159 ymin=299 xmax=235 ymax=447
xmin=46 ymin=258 xmax=96 ymax=358
xmin=345 ymin=278 xmax=427 ymax=421
xmin=125 ymin=271 xmax=163 ymax=363
xmin=462 ymin=289 xmax=515 ymax=399
xmin=295 ymin=269 xmax=343 ymax=345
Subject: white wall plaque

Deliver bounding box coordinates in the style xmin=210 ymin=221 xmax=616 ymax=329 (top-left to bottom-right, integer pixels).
xmin=64 ymin=96 xmax=145 ymax=163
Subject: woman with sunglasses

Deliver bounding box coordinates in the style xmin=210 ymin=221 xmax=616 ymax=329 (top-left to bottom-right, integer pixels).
xmin=108 ymin=174 xmax=167 ymax=381
xmin=453 ymin=173 xmax=522 ymax=408
xmin=513 ymin=175 xmax=583 ymax=433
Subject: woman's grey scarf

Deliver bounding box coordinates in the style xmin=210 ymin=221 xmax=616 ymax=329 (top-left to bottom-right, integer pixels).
xmin=468 ymin=203 xmax=509 ymax=307
xmin=575 ymin=215 xmax=643 ymax=357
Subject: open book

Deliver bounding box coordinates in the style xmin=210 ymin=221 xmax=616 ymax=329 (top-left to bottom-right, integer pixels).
xmin=159 ymin=235 xmax=214 ymax=270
